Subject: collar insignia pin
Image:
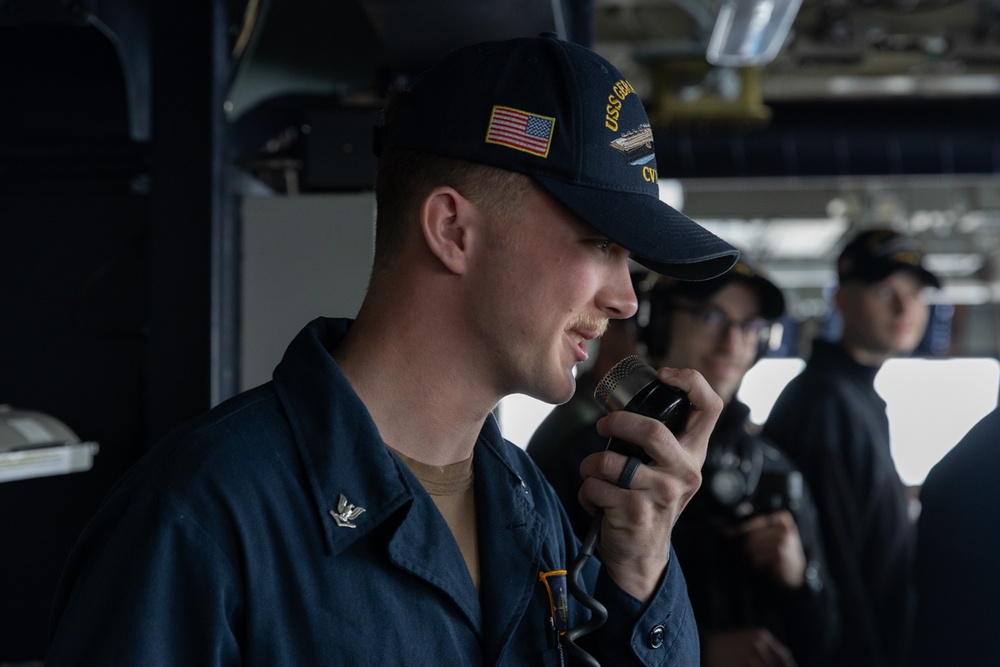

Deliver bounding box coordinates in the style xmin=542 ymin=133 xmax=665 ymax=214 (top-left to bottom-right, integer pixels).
xmin=330 ymin=493 xmax=365 ymax=529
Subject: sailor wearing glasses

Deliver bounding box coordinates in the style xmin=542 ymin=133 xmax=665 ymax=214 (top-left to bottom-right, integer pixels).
xmin=530 ymin=256 xmax=840 ymax=667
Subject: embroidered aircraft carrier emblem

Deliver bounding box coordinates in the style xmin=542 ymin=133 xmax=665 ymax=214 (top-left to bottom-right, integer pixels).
xmin=330 ymin=493 xmax=366 ymax=528
xmin=609 ymin=124 xmax=655 ymax=165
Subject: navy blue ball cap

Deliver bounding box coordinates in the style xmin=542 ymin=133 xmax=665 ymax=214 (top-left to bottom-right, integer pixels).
xmin=376 ymin=34 xmax=739 ymax=281
xmin=653 ymin=255 xmax=786 ymax=320
xmin=838 ymin=228 xmax=941 ymax=288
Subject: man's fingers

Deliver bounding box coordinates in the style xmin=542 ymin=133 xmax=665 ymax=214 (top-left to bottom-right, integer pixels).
xmin=616 ymin=455 xmax=642 ymax=489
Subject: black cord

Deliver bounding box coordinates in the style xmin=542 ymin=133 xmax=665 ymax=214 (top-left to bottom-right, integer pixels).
xmin=563 ymin=448 xmax=646 ymax=664
xmin=562 ymin=510 xmax=607 ymax=667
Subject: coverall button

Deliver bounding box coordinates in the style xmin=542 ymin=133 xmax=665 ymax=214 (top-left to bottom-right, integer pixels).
xmin=648 ymin=624 xmax=665 ymax=649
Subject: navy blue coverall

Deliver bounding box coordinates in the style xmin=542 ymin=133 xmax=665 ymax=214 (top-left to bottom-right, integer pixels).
xmin=48 ymin=318 xmax=699 ymax=666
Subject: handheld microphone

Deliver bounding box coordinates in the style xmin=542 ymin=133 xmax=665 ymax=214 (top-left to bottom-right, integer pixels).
xmin=562 ymin=356 xmax=691 ymax=666
xmin=594 ymin=355 xmax=691 ymax=463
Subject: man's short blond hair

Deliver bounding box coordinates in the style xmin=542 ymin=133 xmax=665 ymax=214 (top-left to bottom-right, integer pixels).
xmin=372 ymin=149 xmax=532 ymax=275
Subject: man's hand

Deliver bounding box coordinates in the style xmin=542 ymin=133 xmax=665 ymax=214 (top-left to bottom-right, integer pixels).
xmin=703 ymin=628 xmax=798 ymax=667
xmin=728 ymin=509 xmax=807 ymax=589
xmin=577 ymin=367 xmax=723 ymax=601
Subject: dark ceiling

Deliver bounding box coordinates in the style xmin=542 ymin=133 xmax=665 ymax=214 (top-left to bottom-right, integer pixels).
xmin=220 ymin=0 xmax=1000 ymax=312
xmin=4 ymin=0 xmax=1000 ymax=308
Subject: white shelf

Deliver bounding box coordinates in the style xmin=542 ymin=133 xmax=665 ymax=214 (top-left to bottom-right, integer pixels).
xmin=0 ymin=442 xmax=99 ymax=484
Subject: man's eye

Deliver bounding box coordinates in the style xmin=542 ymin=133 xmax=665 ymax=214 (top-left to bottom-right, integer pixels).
xmin=594 ymin=240 xmax=611 ymax=252
xmin=701 ymin=309 xmax=729 ymax=326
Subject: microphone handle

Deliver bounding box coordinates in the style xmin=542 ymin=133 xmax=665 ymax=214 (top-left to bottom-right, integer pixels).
xmin=605 ymin=381 xmax=690 ymax=462
xmin=562 ymin=359 xmax=690 ymax=665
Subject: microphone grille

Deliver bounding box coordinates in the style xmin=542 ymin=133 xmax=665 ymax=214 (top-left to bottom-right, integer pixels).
xmin=594 ymin=355 xmax=647 ymax=407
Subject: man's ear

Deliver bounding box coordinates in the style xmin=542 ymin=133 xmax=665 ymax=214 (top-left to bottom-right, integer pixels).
xmin=833 ymin=285 xmax=846 ymax=313
xmin=420 ymin=186 xmax=473 ymax=274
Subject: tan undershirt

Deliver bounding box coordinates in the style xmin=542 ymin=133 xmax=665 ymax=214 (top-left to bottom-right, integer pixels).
xmin=390 ymin=447 xmax=480 ymax=593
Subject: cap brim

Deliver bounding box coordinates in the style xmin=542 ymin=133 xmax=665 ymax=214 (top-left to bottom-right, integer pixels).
xmin=914 ymin=266 xmax=941 ymax=289
xmin=845 ymin=263 xmax=941 ymax=289
xmin=534 ymin=175 xmax=739 ymax=281
xmin=667 ymin=270 xmax=786 ymax=320
xmin=754 ymin=277 xmax=787 ymax=320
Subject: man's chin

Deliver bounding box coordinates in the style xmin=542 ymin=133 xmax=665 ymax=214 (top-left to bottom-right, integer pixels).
xmin=706 ymin=377 xmax=740 ymax=404
xmin=530 ymin=371 xmax=577 ymax=406
xmin=548 ymin=383 xmax=577 ymax=406
xmin=889 ymin=338 xmax=921 ymax=356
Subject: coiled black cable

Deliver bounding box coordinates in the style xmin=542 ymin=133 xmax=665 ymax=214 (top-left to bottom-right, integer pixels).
xmin=563 ymin=510 xmax=607 ymax=667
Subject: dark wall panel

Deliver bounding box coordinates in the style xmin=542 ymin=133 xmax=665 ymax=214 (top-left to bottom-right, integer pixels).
xmin=0 ymin=19 xmax=153 ymax=661
xmin=0 ymin=194 xmax=149 ymax=661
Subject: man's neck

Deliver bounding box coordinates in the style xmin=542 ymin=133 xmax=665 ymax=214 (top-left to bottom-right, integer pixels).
xmin=839 ymin=339 xmax=891 ymax=369
xmin=332 ymin=309 xmax=497 ymax=466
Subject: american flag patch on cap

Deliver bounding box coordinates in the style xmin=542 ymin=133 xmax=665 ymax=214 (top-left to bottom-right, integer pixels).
xmin=485 ymin=106 xmax=554 ymax=157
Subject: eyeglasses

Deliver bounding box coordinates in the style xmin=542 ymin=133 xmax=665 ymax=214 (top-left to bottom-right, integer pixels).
xmin=672 ymin=304 xmax=771 ymax=343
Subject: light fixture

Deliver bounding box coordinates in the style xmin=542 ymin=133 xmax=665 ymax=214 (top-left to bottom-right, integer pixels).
xmin=706 ymin=0 xmax=803 ymax=67
xmin=0 ymin=405 xmax=99 ymax=484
